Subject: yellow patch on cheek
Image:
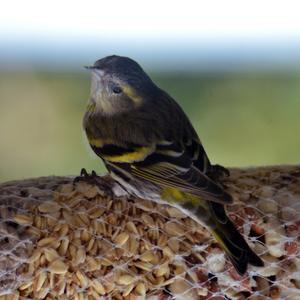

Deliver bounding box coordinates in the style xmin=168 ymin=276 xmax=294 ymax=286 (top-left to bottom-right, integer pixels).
xmin=88 ymin=138 xmax=118 ymax=148
xmin=86 ymin=102 xmax=96 ymax=113
xmin=88 ymin=138 xmax=105 ymax=147
xmin=122 ymin=85 xmax=143 ymax=106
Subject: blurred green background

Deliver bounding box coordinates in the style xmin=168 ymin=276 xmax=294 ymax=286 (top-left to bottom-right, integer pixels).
xmin=1 ymin=1 xmax=300 ymax=182
xmin=0 ymin=69 xmax=299 ymax=182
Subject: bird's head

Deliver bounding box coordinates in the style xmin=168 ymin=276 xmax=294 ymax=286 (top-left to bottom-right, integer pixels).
xmin=86 ymin=55 xmax=155 ymax=115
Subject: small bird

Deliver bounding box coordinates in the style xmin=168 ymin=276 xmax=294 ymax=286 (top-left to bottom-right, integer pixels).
xmin=83 ymin=55 xmax=264 ymax=275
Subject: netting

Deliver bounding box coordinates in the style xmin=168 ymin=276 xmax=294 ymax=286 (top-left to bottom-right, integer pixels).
xmin=0 ymin=166 xmax=299 ymax=299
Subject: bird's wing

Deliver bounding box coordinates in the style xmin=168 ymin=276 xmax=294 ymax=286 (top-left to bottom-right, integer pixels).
xmin=89 ymin=137 xmax=232 ymax=205
xmin=130 ymin=140 xmax=232 ymax=204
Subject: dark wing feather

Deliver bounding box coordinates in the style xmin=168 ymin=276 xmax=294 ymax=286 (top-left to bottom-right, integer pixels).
xmin=131 ymin=142 xmax=232 ymax=204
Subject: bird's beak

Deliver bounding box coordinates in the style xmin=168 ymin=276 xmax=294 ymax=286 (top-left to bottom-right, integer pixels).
xmin=84 ymin=65 xmax=96 ymax=70
xmin=85 ymin=66 xmax=105 ymax=78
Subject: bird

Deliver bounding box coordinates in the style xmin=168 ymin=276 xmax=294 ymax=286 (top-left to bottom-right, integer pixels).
xmin=82 ymin=55 xmax=264 ymax=275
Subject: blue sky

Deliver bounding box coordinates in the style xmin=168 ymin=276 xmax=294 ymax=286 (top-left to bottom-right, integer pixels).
xmin=1 ymin=0 xmax=300 ymax=71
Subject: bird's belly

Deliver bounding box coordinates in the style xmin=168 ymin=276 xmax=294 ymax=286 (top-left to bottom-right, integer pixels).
xmin=109 ymin=169 xmax=210 ymax=222
xmin=109 ymin=170 xmax=162 ymax=200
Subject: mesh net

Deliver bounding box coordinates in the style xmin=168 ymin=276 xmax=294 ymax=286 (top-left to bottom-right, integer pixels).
xmin=0 ymin=166 xmax=299 ymax=299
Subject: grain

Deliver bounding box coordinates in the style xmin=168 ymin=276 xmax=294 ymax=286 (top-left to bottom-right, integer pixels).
xmin=49 ymin=259 xmax=68 ymax=274
xmin=38 ymin=201 xmax=61 ymax=213
xmin=13 ymin=214 xmax=33 ymax=225
xmin=114 ymin=232 xmax=129 ymax=246
xmin=2 ymin=167 xmax=298 ymax=299
xmin=116 ymin=275 xmax=135 ymax=285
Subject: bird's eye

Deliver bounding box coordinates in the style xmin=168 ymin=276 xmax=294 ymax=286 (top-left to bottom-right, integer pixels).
xmin=112 ymin=86 xmax=122 ymax=94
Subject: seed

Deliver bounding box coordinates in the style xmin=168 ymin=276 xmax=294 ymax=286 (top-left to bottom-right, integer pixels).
xmin=26 ymin=226 xmax=41 ymax=238
xmin=86 ymin=238 xmax=95 ymax=252
xmin=14 ymin=214 xmax=33 ymax=225
xmin=49 ymin=272 xmax=55 ymax=289
xmin=164 ymin=221 xmax=185 ymax=236
xmin=78 ymin=213 xmax=90 ymax=226
xmin=135 ymin=282 xmax=146 ymax=296
xmin=141 ymin=213 xmax=155 ymax=226
xmin=56 ymin=279 xmax=66 ymax=295
xmin=160 ymin=277 xmax=176 ymax=286
xmin=62 ymin=210 xmax=74 ymax=225
xmin=73 ymin=247 xmax=86 ymax=265
xmin=123 ymin=283 xmax=135 ymax=297
xmin=35 ymin=287 xmax=49 ymax=299
xmin=76 ymin=270 xmax=89 ymax=288
xmin=47 ymin=216 xmax=58 ymax=228
xmin=86 ymin=256 xmax=100 ymax=272
xmin=76 ymin=183 xmax=101 ymax=198
xmin=49 ymin=259 xmax=68 ymax=274
xmin=91 ymin=279 xmax=106 ymax=295
xmin=68 ymin=196 xmax=84 ymax=208
xmin=58 ymin=238 xmax=69 ymax=256
xmin=135 ymin=199 xmax=154 ymax=211
xmin=155 ymin=263 xmax=169 ymax=277
xmin=59 ymin=183 xmax=74 ymax=193
xmin=139 ymin=250 xmax=154 ymax=262
xmin=74 ymin=215 xmax=87 ymax=227
xmin=100 ymin=257 xmax=113 ymax=266
xmin=69 ymin=244 xmax=77 ymax=259
xmin=37 ymin=236 xmax=57 ymax=247
xmin=157 ymin=233 xmax=168 ymax=247
xmin=265 ymin=230 xmax=285 ymax=257
xmin=4 ymin=294 xmax=18 ymax=300
xmin=36 ymin=271 xmax=47 ymax=291
xmin=58 ymin=223 xmax=69 ymax=237
xmin=38 ymin=201 xmax=61 ymax=213
xmin=126 ymin=221 xmax=138 ymax=234
xmin=207 ymin=250 xmax=226 ymax=273
xmin=116 ymin=274 xmax=135 ymax=285
xmin=27 ymin=249 xmax=42 ymax=263
xmin=19 ymin=281 xmax=33 ymax=290
xmin=134 ymin=261 xmax=153 ymax=272
xmin=174 ymin=264 xmax=186 ymax=276
xmin=165 ymin=207 xmax=187 ymax=219
xmin=89 ymin=207 xmax=105 ymax=219
xmin=114 ymin=232 xmax=129 ymax=246
xmin=44 ymin=248 xmax=59 ymax=262
xmin=167 ymin=238 xmax=179 ymax=252
xmin=162 ymin=246 xmax=174 ymax=258
xmin=258 ymin=198 xmax=278 ymax=214
xmin=169 ymin=278 xmax=198 ymax=299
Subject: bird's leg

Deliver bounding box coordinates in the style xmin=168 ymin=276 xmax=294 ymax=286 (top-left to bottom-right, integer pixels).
xmin=73 ymin=168 xmax=115 ymax=196
xmin=207 ymin=164 xmax=230 ymax=182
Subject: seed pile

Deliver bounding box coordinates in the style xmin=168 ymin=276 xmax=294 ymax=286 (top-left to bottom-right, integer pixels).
xmin=0 ymin=166 xmax=299 ymax=299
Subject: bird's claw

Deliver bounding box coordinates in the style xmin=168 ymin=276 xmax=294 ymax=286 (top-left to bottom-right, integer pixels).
xmin=73 ymin=168 xmax=100 ymax=185
xmin=208 ymin=164 xmax=230 ymax=181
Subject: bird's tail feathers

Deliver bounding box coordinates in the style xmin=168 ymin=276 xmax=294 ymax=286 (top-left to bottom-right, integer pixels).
xmin=212 ymin=219 xmax=264 ymax=275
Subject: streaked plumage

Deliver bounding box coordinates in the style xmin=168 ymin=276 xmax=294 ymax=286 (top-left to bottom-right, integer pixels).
xmin=83 ymin=55 xmax=264 ymax=275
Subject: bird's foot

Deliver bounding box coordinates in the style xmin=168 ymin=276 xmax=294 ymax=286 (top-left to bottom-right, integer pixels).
xmin=208 ymin=164 xmax=230 ymax=181
xmin=73 ymin=168 xmax=100 ymax=185
xmin=73 ymin=168 xmax=115 ymax=196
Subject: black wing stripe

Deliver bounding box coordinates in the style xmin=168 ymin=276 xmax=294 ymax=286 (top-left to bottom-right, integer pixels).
xmin=91 ymin=143 xmax=142 ymax=157
xmin=135 ymin=152 xmax=191 ymax=169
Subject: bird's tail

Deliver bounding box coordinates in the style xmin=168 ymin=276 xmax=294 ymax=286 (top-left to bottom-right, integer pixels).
xmin=209 ymin=203 xmax=264 ymax=275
